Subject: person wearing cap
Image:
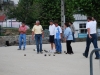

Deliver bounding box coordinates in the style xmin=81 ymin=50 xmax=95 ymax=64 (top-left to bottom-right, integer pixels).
xmin=32 ymin=20 xmax=44 ymax=54
xmin=18 ymin=22 xmax=27 ymax=50
xmin=49 ymin=20 xmax=56 ymax=53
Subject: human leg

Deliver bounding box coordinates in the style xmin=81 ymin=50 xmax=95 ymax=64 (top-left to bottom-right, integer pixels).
xmin=49 ymin=35 xmax=55 ymax=52
xmin=92 ymin=34 xmax=99 ymax=58
xmin=18 ymin=34 xmax=22 ymax=49
xmin=35 ymin=34 xmax=39 ymax=53
xmin=39 ymin=34 xmax=42 ymax=53
xmin=69 ymin=41 xmax=73 ymax=54
xmin=57 ymin=39 xmax=62 ymax=53
xmin=72 ymin=32 xmax=75 ymax=42
xmin=22 ymin=34 xmax=26 ymax=50
xmin=66 ymin=41 xmax=70 ymax=54
xmin=84 ymin=35 xmax=91 ymax=57
xmin=55 ymin=39 xmax=59 ymax=53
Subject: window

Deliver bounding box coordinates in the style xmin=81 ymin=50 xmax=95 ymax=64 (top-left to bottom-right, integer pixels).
xmin=80 ymin=29 xmax=87 ymax=33
xmin=79 ymin=23 xmax=86 ymax=28
xmin=79 ymin=23 xmax=87 ymax=33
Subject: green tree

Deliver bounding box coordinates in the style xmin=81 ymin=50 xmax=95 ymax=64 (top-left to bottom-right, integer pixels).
xmin=65 ymin=0 xmax=75 ymax=22
xmin=7 ymin=0 xmax=42 ymax=28
xmin=74 ymin=0 xmax=100 ymax=27
xmin=39 ymin=0 xmax=75 ymax=29
xmin=7 ymin=0 xmax=76 ymax=29
xmin=39 ymin=0 xmax=61 ymax=27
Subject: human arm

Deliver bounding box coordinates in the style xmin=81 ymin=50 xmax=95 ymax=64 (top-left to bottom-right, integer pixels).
xmin=32 ymin=31 xmax=34 ymax=40
xmin=59 ymin=26 xmax=62 ymax=39
xmin=42 ymin=30 xmax=44 ymax=38
xmin=64 ymin=28 xmax=69 ymax=39
xmin=72 ymin=25 xmax=75 ymax=34
xmin=32 ymin=26 xmax=35 ymax=40
xmin=41 ymin=26 xmax=44 ymax=38
xmin=87 ymin=28 xmax=92 ymax=38
xmin=23 ymin=26 xmax=27 ymax=33
xmin=86 ymin=22 xmax=92 ymax=39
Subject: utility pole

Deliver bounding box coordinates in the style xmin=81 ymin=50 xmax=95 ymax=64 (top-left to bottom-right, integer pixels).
xmin=61 ymin=0 xmax=65 ymax=26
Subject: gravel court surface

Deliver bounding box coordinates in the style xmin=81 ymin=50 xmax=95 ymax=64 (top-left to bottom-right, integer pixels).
xmin=0 ymin=41 xmax=100 ymax=75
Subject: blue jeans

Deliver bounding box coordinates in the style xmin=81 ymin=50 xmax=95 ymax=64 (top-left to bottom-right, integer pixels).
xmin=19 ymin=34 xmax=26 ymax=49
xmin=72 ymin=32 xmax=75 ymax=42
xmin=84 ymin=34 xmax=99 ymax=58
xmin=35 ymin=34 xmax=42 ymax=53
xmin=55 ymin=39 xmax=62 ymax=53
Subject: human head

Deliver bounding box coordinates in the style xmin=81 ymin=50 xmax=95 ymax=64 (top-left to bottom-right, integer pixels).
xmin=54 ymin=20 xmax=59 ymax=27
xmin=92 ymin=17 xmax=95 ymax=21
xmin=49 ymin=20 xmax=54 ymax=25
xmin=87 ymin=16 xmax=92 ymax=22
xmin=69 ymin=22 xmax=73 ymax=25
xmin=22 ymin=21 xmax=25 ymax=27
xmin=64 ymin=22 xmax=69 ymax=28
xmin=36 ymin=20 xmax=40 ymax=25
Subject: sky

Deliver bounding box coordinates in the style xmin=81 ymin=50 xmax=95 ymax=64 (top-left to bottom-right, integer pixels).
xmin=11 ymin=0 xmax=19 ymax=4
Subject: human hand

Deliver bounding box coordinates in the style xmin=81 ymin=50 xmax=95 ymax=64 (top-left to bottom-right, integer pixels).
xmin=42 ymin=35 xmax=44 ymax=38
xmin=89 ymin=35 xmax=92 ymax=39
xmin=64 ymin=38 xmax=66 ymax=42
xmin=32 ymin=36 xmax=34 ymax=40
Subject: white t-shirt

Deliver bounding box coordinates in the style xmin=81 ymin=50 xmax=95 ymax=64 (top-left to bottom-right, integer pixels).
xmin=54 ymin=26 xmax=62 ymax=39
xmin=86 ymin=21 xmax=97 ymax=34
xmin=49 ymin=24 xmax=55 ymax=35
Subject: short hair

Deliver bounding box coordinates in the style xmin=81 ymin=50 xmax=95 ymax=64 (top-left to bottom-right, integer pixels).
xmin=54 ymin=20 xmax=58 ymax=24
xmin=36 ymin=20 xmax=40 ymax=23
xmin=65 ymin=22 xmax=70 ymax=27
xmin=49 ymin=20 xmax=53 ymax=22
xmin=87 ymin=16 xmax=92 ymax=20
xmin=69 ymin=22 xmax=73 ymax=24
xmin=22 ymin=21 xmax=25 ymax=24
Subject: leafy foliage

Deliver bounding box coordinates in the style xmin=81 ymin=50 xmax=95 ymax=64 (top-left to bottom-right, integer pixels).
xmin=7 ymin=0 xmax=100 ymax=28
xmin=7 ymin=0 xmax=75 ymax=28
xmin=74 ymin=0 xmax=100 ymax=27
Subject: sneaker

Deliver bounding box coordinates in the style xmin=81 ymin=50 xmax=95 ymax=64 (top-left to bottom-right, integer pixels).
xmin=83 ymin=53 xmax=88 ymax=58
xmin=54 ymin=52 xmax=58 ymax=54
xmin=40 ymin=52 xmax=43 ymax=54
xmin=95 ymin=57 xmax=100 ymax=59
xmin=49 ymin=50 xmax=53 ymax=53
xmin=18 ymin=49 xmax=21 ymax=50
xmin=53 ymin=49 xmax=56 ymax=53
xmin=37 ymin=52 xmax=39 ymax=54
xmin=23 ymin=48 xmax=25 ymax=50
xmin=58 ymin=52 xmax=62 ymax=54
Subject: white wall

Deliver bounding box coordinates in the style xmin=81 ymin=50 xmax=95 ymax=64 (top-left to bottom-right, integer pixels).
xmin=73 ymin=21 xmax=87 ymax=38
xmin=0 ymin=19 xmax=29 ymax=29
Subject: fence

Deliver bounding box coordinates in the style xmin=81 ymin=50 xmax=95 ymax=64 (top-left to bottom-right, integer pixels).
xmin=90 ymin=48 xmax=100 ymax=75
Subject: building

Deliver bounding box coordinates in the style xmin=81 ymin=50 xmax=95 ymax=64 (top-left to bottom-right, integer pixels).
xmin=73 ymin=14 xmax=87 ymax=38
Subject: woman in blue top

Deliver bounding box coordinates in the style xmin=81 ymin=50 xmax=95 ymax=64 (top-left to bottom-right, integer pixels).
xmin=64 ymin=22 xmax=74 ymax=54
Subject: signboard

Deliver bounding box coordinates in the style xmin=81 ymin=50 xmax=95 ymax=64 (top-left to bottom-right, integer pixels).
xmin=97 ymin=29 xmax=100 ymax=37
xmin=78 ymin=33 xmax=87 ymax=38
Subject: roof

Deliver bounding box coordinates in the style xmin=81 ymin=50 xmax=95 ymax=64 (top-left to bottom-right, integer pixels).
xmin=0 ymin=15 xmax=6 ymax=22
xmin=73 ymin=14 xmax=87 ymax=21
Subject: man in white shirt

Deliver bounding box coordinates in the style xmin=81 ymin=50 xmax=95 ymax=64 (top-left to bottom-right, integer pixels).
xmin=83 ymin=17 xmax=100 ymax=59
xmin=49 ymin=20 xmax=55 ymax=52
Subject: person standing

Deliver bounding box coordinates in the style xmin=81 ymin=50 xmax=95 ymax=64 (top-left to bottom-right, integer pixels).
xmin=32 ymin=20 xmax=44 ymax=54
xmin=83 ymin=16 xmax=100 ymax=59
xmin=49 ymin=20 xmax=55 ymax=53
xmin=69 ymin=22 xmax=75 ymax=42
xmin=54 ymin=21 xmax=62 ymax=54
xmin=18 ymin=22 xmax=27 ymax=50
xmin=64 ymin=22 xmax=74 ymax=54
